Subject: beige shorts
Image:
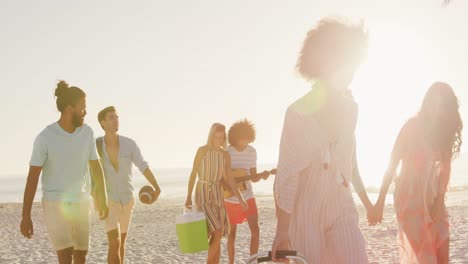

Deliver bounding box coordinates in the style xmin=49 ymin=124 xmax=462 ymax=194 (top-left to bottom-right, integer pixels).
xmin=42 ymin=200 xmax=90 ymax=251
xmin=104 ymin=199 xmax=135 ymax=234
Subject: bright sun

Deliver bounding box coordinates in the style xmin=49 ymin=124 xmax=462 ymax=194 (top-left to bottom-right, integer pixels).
xmin=350 ymin=22 xmax=436 ymax=187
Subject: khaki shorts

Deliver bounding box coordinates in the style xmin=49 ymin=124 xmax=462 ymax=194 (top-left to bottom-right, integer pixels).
xmin=42 ymin=200 xmax=90 ymax=251
xmin=104 ymin=199 xmax=135 ymax=234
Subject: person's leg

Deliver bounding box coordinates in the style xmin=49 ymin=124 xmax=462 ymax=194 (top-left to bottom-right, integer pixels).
xmin=437 ymin=238 xmax=449 ymax=264
xmin=103 ymin=200 xmax=121 ymax=264
xmin=107 ymin=229 xmax=121 ymax=264
xmin=56 ymin=247 xmax=74 ymax=264
xmin=224 ymin=201 xmax=241 ymax=264
xmin=247 ymin=214 xmax=260 ymax=256
xmin=72 ymin=250 xmax=88 ymax=264
xmin=246 ymin=198 xmax=260 ymax=256
xmin=43 ymin=200 xmax=74 ymax=264
xmin=119 ymin=199 xmax=135 ymax=264
xmin=207 ymin=230 xmax=222 ymax=264
xmin=120 ymin=233 xmax=128 ymax=264
xmin=73 ymin=201 xmax=91 ymax=264
xmin=227 ymin=224 xmax=237 ymax=264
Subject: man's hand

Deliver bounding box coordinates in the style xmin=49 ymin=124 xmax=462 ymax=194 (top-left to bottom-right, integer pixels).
xmin=152 ymin=185 xmax=161 ymax=203
xmin=93 ymin=195 xmax=109 ymax=220
xmin=20 ymin=217 xmax=34 ymax=239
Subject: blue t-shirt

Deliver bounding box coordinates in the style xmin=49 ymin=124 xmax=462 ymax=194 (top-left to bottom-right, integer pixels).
xmin=30 ymin=122 xmax=98 ymax=202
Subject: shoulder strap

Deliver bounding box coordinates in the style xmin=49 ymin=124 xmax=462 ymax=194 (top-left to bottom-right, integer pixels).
xmin=195 ymin=147 xmax=209 ymax=171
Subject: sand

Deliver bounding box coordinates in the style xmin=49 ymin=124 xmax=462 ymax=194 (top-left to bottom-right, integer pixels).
xmin=2 ymin=195 xmax=468 ymax=263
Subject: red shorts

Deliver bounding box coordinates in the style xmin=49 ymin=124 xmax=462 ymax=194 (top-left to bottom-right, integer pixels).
xmin=224 ymin=198 xmax=258 ymax=225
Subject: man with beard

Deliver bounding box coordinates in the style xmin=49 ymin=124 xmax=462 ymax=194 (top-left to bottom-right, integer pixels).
xmin=20 ymin=80 xmax=109 ymax=264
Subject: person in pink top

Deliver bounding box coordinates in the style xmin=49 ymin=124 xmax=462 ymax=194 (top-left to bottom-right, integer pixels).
xmin=271 ymin=17 xmax=372 ymax=263
xmin=373 ymin=82 xmax=463 ymax=264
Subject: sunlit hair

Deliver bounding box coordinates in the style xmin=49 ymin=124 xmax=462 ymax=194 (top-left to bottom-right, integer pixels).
xmin=296 ymin=17 xmax=368 ymax=81
xmin=54 ymin=80 xmax=86 ymax=112
xmin=418 ymin=82 xmax=463 ymax=159
xmin=206 ymin=123 xmax=227 ymax=149
xmin=98 ymin=106 xmax=116 ymax=123
xmin=97 ymin=106 xmax=116 ymax=130
xmin=228 ymin=119 xmax=256 ymax=146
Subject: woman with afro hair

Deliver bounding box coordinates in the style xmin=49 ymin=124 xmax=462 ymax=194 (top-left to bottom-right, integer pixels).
xmin=271 ymin=17 xmax=371 ymax=263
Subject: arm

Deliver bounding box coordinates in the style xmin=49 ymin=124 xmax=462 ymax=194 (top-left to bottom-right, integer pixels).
xmin=431 ymin=157 xmax=451 ymax=221
xmin=143 ymin=168 xmax=161 ymax=200
xmin=438 ymin=157 xmax=451 ymax=198
xmin=376 ymin=160 xmax=399 ymax=208
xmin=224 ymin=152 xmax=248 ymax=209
xmin=355 ymin=181 xmax=372 ymax=212
xmin=249 ymin=148 xmax=263 ymax=183
xmin=130 ymin=141 xmax=161 ymax=200
xmin=249 ymin=168 xmax=262 ymax=183
xmin=351 ymin=143 xmax=372 ymax=211
xmin=374 ymin=122 xmax=409 ymax=222
xmin=271 ymin=205 xmax=292 ymax=261
xmin=186 ymin=147 xmax=203 ymax=208
xmin=20 ymin=166 xmax=42 ymax=238
xmin=89 ymin=159 xmax=109 ymax=220
xmin=21 ymin=134 xmax=47 ymax=238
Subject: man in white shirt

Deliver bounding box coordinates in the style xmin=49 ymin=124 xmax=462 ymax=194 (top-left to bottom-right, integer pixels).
xmin=224 ymin=119 xmax=271 ymax=264
xmin=97 ymin=106 xmax=160 ymax=264
xmin=20 ymin=81 xmax=108 ymax=264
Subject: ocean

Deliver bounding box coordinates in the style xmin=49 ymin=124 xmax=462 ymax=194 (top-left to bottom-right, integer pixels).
xmin=2 ymin=158 xmax=467 ymax=204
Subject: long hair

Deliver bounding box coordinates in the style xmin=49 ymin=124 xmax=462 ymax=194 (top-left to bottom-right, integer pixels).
xmin=418 ymin=82 xmax=463 ymax=159
xmin=206 ymin=123 xmax=227 ymax=149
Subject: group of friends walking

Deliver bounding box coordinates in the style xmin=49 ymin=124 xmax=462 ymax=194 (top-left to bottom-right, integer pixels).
xmin=20 ymin=17 xmax=462 ymax=264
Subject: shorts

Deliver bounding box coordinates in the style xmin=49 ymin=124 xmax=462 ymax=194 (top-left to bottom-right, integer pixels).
xmin=42 ymin=200 xmax=90 ymax=251
xmin=104 ymin=198 xmax=135 ymax=234
xmin=224 ymin=197 xmax=258 ymax=225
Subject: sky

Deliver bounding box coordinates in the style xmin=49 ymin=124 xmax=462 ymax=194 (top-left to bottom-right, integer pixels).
xmin=1 ymin=0 xmax=467 ymax=187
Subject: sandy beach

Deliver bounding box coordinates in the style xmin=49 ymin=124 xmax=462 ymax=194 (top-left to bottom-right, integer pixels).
xmin=2 ymin=195 xmax=468 ymax=264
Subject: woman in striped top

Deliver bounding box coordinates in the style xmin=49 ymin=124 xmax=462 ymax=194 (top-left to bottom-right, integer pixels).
xmin=185 ymin=123 xmax=248 ymax=264
xmin=271 ymin=17 xmax=370 ymax=263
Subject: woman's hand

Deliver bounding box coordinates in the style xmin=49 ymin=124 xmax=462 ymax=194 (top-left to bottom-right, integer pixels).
xmin=185 ymin=197 xmax=192 ymax=209
xmin=372 ymin=200 xmax=385 ymax=224
xmin=366 ymin=205 xmax=380 ymax=226
xmin=271 ymin=231 xmax=290 ymax=263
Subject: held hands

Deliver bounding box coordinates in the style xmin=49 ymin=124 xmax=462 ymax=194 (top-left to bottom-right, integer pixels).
xmin=367 ymin=201 xmax=384 ymax=226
